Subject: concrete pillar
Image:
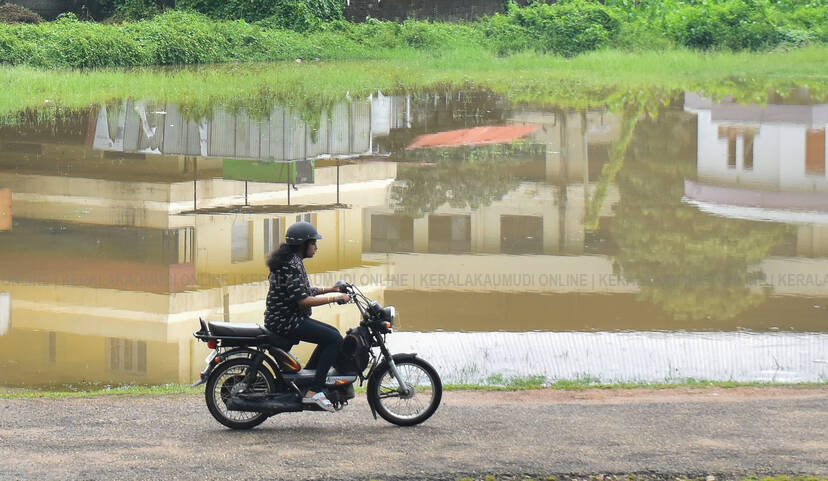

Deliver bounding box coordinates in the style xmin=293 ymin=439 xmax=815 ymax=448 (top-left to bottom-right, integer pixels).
xmin=0 ymin=188 xmax=11 ymax=231
xmin=543 ymin=189 xmax=561 ymax=254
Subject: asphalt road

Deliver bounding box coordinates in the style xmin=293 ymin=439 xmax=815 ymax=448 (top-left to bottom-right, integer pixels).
xmin=1 ymin=387 xmax=827 ymax=480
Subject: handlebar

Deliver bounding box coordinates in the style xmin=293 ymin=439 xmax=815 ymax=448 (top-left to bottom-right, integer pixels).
xmin=334 ymin=280 xmax=355 ymax=305
xmin=333 ymin=279 xmax=350 ymax=293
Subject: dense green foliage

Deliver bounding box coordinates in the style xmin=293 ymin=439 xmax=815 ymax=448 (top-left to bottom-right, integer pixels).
xmin=0 ymin=1 xmax=825 ymax=68
xmin=604 ymin=0 xmax=828 ymax=48
xmin=177 ymin=0 xmax=343 ymax=28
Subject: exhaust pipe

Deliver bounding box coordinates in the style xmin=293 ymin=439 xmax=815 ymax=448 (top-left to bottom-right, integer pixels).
xmin=225 ymin=393 xmax=303 ymax=414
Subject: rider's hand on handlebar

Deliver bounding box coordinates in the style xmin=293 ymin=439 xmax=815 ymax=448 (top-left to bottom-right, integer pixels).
xmin=334 ymin=293 xmax=350 ymax=305
xmin=333 ymin=280 xmax=349 ymax=293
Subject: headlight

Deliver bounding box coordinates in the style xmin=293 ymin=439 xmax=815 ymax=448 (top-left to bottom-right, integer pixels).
xmin=383 ymin=306 xmax=395 ymax=325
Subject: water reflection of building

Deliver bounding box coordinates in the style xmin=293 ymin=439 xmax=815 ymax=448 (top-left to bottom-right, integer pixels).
xmin=3 ymin=91 xmax=828 ymax=386
xmin=367 ymin=109 xmax=623 ymax=256
xmin=0 ymin=101 xmax=401 ymax=386
xmin=684 ymin=92 xmax=828 ymax=259
xmin=92 ymin=97 xmax=389 ymax=160
xmin=681 ymin=92 xmax=828 ymax=309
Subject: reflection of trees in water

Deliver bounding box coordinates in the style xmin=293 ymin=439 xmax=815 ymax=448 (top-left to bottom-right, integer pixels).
xmin=391 ymin=143 xmax=543 ymax=218
xmin=609 ymin=109 xmax=791 ymax=321
xmin=0 ymin=106 xmax=91 ymax=141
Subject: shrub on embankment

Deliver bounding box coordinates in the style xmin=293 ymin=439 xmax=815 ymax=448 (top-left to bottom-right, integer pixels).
xmin=0 ymin=0 xmax=825 ymax=68
xmin=0 ymin=3 xmax=43 ymax=24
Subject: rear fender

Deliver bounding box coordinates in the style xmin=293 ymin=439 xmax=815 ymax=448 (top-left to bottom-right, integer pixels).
xmin=218 ymin=347 xmax=280 ymax=378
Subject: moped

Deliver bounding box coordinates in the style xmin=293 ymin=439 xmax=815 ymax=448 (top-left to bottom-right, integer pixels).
xmin=193 ymin=281 xmax=442 ymax=429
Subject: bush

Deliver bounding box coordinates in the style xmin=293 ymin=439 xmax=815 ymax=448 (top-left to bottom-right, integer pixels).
xmin=613 ymin=18 xmax=673 ymax=51
xmin=177 ymin=0 xmax=342 ymax=23
xmin=497 ymin=1 xmax=622 ymax=57
xmin=476 ymin=13 xmax=537 ymax=55
xmin=784 ymin=5 xmax=828 ymax=42
xmin=112 ymin=0 xmax=169 ymax=20
xmin=256 ymin=1 xmax=321 ymax=32
xmin=0 ymin=0 xmax=825 ymax=68
xmin=0 ymin=2 xmax=43 ymax=24
xmin=0 ymin=29 xmax=42 ymax=64
xmin=662 ymin=0 xmax=796 ymax=50
xmin=122 ymin=10 xmax=229 ymax=64
xmin=2 ymin=13 xmax=146 ymax=67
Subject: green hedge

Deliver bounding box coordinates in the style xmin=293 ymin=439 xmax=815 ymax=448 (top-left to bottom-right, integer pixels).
xmin=0 ymin=1 xmax=825 ymax=68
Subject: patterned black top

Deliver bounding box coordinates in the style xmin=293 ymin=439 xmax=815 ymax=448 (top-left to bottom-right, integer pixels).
xmin=263 ymin=254 xmax=319 ymax=336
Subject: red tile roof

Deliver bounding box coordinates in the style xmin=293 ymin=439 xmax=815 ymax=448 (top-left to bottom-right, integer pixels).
xmin=407 ymin=125 xmax=538 ymax=150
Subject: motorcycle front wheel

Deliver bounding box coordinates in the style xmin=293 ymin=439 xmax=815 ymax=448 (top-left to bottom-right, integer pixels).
xmin=205 ymin=357 xmax=275 ymax=430
xmin=367 ymin=356 xmax=442 ymax=426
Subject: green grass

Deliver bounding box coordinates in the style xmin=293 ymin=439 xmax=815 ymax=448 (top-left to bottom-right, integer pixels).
xmin=1 ymin=46 xmax=827 ymax=124
xmin=3 ymin=378 xmax=825 ymax=399
xmin=0 ymin=383 xmax=201 ymax=399
xmin=443 ymin=378 xmax=828 ymax=391
xmin=445 ymin=477 xmax=828 ymax=481
xmin=2 ymin=2 xmax=825 ymax=69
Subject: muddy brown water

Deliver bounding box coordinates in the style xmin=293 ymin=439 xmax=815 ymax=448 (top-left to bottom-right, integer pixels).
xmin=0 ymin=88 xmax=826 ymax=387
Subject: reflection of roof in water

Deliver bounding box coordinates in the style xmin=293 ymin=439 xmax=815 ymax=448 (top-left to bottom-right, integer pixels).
xmin=683 ymin=179 xmax=828 ymax=224
xmin=684 ymin=179 xmax=828 ymax=212
xmin=406 ymin=125 xmax=538 ymax=150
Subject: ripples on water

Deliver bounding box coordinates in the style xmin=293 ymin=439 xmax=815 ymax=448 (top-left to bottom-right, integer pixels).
xmin=0 ymin=88 xmax=826 ymax=386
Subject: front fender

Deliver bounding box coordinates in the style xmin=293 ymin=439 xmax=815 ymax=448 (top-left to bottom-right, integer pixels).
xmin=366 ymin=353 xmax=418 ymax=419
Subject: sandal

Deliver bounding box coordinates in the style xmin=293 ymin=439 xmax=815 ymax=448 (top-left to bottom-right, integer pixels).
xmin=302 ymin=391 xmax=336 ymax=412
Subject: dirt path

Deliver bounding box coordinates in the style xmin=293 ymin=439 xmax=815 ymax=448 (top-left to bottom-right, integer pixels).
xmin=1 ymin=387 xmax=827 ymax=480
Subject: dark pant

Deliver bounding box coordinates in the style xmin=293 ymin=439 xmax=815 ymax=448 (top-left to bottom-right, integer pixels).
xmin=293 ymin=317 xmax=343 ymax=393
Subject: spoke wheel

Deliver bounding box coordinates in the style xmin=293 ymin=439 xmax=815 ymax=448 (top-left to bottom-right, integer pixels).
xmin=205 ymin=357 xmax=275 ymax=430
xmin=367 ymin=356 xmax=442 ymax=426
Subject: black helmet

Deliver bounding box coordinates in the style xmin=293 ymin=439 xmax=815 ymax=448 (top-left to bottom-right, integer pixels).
xmin=285 ymin=221 xmax=322 ymax=245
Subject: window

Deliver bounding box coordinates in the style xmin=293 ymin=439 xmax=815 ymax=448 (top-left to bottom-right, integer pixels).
xmin=264 ymin=218 xmax=283 ymax=256
xmin=231 ymin=221 xmax=253 ymax=263
xmin=501 ymin=215 xmax=543 ymax=254
xmin=108 ymin=338 xmax=147 ymax=375
xmin=719 ymin=126 xmax=758 ymax=171
xmin=371 ymin=215 xmax=414 ymax=252
xmin=295 ymin=213 xmax=316 ymax=224
xmin=719 ymin=126 xmax=739 ymax=169
xmin=177 ymin=227 xmax=195 ymax=263
xmin=743 ymin=130 xmax=756 ymax=171
xmin=428 ymin=215 xmax=471 ymax=253
xmin=806 ymin=129 xmax=826 ymax=176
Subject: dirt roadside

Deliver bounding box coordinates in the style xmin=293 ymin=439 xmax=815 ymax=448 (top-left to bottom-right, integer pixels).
xmin=1 ymin=387 xmax=826 ymax=480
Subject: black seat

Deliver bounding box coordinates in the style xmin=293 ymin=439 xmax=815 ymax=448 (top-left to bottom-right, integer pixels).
xmin=208 ymin=322 xmax=266 ymax=338
xmin=208 ymin=321 xmax=297 ymax=350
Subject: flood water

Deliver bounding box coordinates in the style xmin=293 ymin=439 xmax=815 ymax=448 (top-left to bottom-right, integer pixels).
xmin=0 ymin=85 xmax=826 ymax=387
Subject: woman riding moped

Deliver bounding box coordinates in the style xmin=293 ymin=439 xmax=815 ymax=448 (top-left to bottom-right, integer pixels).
xmin=264 ymin=221 xmax=349 ymax=412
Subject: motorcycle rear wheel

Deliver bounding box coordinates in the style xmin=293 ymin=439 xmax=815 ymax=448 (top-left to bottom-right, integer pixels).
xmin=205 ymin=357 xmax=275 ymax=430
xmin=367 ymin=356 xmax=442 ymax=426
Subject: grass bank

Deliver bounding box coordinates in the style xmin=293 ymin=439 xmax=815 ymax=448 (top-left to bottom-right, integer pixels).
xmin=1 ymin=1 xmax=826 ymax=68
xmin=1 ymin=46 xmax=827 ymax=122
xmin=445 ymin=476 xmax=828 ymax=481
xmin=2 ymin=379 xmax=825 ymax=399
xmin=446 ymin=476 xmax=828 ymax=481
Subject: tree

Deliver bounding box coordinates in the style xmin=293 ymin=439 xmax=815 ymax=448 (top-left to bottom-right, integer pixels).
xmin=609 ymin=108 xmax=791 ymax=321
